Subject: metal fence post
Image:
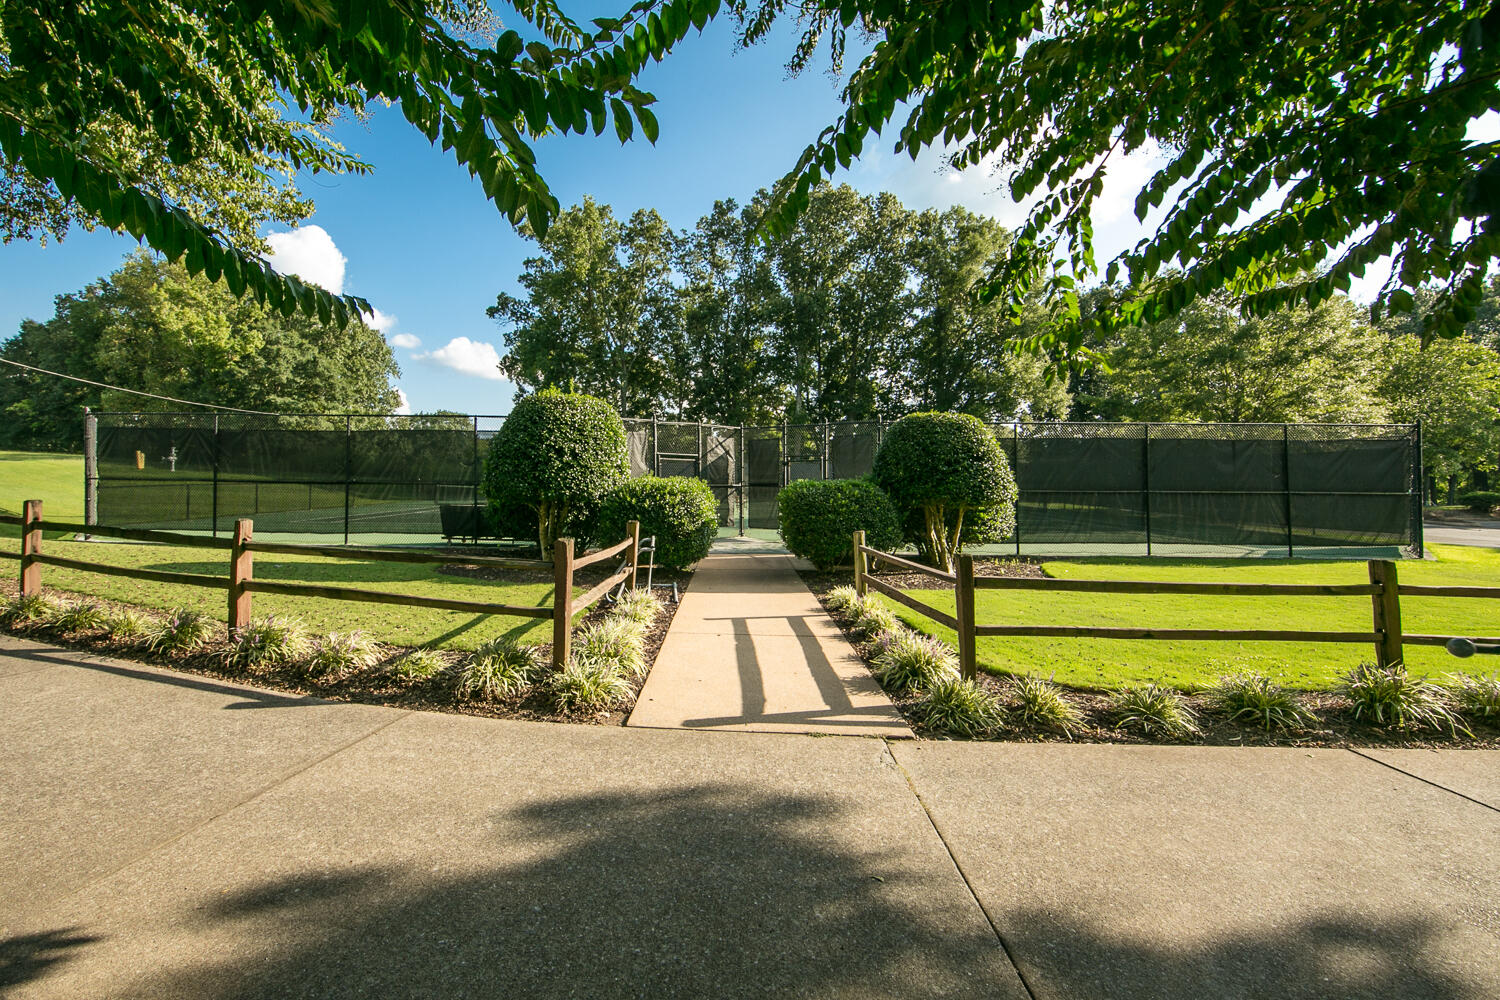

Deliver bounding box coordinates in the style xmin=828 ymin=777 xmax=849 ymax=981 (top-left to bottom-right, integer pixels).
xmin=1014 ymin=424 xmax=1022 ymax=558
xmin=343 ymin=415 xmax=353 ymax=546
xmin=956 ymin=554 xmax=977 ymax=680
xmin=229 ymin=518 xmax=253 ymax=632
xmin=1413 ymin=419 xmax=1424 ymax=558
xmin=1368 ymin=559 xmax=1403 ymax=668
xmin=1282 ymin=424 xmax=1294 ymax=558
xmin=1142 ymin=423 xmax=1153 ymax=557
xmin=82 ymin=408 xmax=97 ymax=538
xmin=211 ymin=413 xmax=220 ymax=539
xmin=852 ymin=529 xmax=866 ymax=598
xmin=19 ymin=499 xmax=42 ymax=597
xmin=553 ymin=537 xmax=574 ymax=669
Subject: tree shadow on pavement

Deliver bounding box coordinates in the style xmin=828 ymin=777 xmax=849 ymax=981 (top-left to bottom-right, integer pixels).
xmin=105 ymin=785 xmax=1024 ymax=1000
xmin=997 ymin=905 xmax=1484 ymax=1000
xmin=0 ymin=928 xmax=100 ymax=990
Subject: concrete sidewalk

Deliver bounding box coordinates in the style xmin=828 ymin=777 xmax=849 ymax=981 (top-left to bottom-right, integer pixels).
xmin=628 ymin=551 xmax=912 ymax=737
xmin=3 ymin=636 xmax=1499 ymax=999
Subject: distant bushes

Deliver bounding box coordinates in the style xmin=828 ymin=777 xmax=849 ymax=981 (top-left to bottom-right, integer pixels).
xmin=777 ymin=478 xmax=901 ymax=570
xmin=1459 ymin=490 xmax=1500 ymax=513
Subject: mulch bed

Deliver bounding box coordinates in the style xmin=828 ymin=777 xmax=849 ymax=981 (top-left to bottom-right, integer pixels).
xmin=0 ymin=568 xmax=687 ymax=727
xmin=800 ymin=556 xmax=1044 ymax=594
xmin=799 ymin=570 xmax=1500 ymax=749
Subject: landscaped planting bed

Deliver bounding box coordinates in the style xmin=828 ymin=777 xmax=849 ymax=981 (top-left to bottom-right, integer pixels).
xmin=0 ymin=569 xmax=684 ymax=726
xmin=802 ymin=559 xmax=1500 ymax=748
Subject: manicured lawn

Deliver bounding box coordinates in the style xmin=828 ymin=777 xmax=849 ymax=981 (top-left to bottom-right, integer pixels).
xmin=1 ymin=449 xmax=566 ymax=649
xmin=0 ymin=450 xmax=85 ymax=528
xmin=896 ymin=545 xmax=1500 ymax=691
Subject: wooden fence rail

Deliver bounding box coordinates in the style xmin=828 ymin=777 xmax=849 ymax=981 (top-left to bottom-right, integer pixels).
xmin=10 ymin=499 xmax=637 ymax=671
xmin=852 ymin=532 xmax=1500 ymax=680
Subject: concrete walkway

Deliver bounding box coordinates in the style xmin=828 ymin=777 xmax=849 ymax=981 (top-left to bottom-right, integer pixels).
xmin=628 ymin=551 xmax=912 ymax=737
xmin=3 ymin=636 xmax=1499 ymax=999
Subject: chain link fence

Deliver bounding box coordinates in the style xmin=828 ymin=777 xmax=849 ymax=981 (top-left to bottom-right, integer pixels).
xmin=90 ymin=412 xmax=1422 ymax=556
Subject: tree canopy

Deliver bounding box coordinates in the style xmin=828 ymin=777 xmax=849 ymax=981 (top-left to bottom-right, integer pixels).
xmin=731 ymin=0 xmax=1500 ymax=349
xmin=0 ymin=0 xmax=677 ymax=324
xmin=0 ymin=251 xmax=400 ymax=450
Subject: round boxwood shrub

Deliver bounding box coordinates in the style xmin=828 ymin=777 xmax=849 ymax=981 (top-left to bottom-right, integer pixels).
xmin=777 ymin=478 xmax=902 ymax=570
xmin=596 ymin=476 xmax=718 ymax=570
xmin=872 ymin=412 xmax=1016 ymax=571
xmin=482 ymin=389 xmax=628 ymax=558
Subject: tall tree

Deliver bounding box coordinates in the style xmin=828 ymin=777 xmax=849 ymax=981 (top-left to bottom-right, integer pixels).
xmin=1377 ymin=335 xmax=1500 ymax=492
xmin=0 ymin=251 xmax=399 ymax=450
xmin=1089 ymin=292 xmax=1387 ymax=423
xmin=728 ymin=0 xmax=1500 ymax=349
xmin=674 ymin=198 xmax=786 ymax=425
xmin=489 ymin=197 xmax=680 ymax=416
xmin=765 ymin=184 xmax=910 ymax=420
xmin=897 ymin=206 xmax=1069 ymax=421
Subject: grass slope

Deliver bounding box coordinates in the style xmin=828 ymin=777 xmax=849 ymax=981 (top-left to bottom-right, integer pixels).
xmin=897 ymin=545 xmax=1500 ymax=691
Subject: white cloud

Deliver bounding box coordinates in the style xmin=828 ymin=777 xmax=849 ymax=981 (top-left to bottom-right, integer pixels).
xmin=264 ymin=225 xmax=347 ymax=294
xmin=393 ymin=387 xmax=412 ymax=415
xmin=389 ymin=332 xmax=422 ymax=350
xmin=362 ymin=307 xmax=398 ymax=333
xmin=414 ymin=337 xmax=505 ymax=380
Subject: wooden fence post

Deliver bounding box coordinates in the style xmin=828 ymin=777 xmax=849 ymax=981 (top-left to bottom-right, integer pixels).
xmin=1368 ymin=559 xmax=1403 ymax=668
xmin=626 ymin=520 xmax=640 ymax=591
xmin=553 ymin=537 xmax=574 ymax=669
xmin=229 ymin=518 xmax=253 ymax=633
xmin=852 ymin=529 xmax=866 ymax=598
xmin=19 ymin=499 xmax=41 ymax=597
xmin=956 ymin=554 xmax=977 ymax=680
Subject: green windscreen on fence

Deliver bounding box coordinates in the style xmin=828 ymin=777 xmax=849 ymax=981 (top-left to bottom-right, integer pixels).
xmin=93 ymin=413 xmax=1422 ymax=556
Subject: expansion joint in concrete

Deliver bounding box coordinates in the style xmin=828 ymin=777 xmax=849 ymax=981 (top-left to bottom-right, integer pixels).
xmin=882 ymin=740 xmax=1040 ymax=1000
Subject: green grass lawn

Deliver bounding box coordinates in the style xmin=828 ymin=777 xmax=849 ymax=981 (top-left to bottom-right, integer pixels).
xmin=895 ymin=545 xmax=1500 ymax=692
xmin=0 ymin=449 xmax=568 ymax=650
xmin=0 ymin=450 xmax=85 ymax=527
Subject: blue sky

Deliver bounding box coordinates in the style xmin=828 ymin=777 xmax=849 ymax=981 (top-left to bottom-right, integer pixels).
xmin=0 ymin=10 xmax=1449 ymax=416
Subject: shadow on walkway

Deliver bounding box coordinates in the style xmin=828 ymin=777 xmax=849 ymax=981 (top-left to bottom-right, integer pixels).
xmin=36 ymin=786 xmax=1019 ymax=999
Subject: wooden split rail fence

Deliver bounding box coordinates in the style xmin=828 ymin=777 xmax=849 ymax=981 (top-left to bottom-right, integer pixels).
xmin=2 ymin=500 xmax=639 ymax=670
xmin=850 ymin=530 xmax=1500 ymax=680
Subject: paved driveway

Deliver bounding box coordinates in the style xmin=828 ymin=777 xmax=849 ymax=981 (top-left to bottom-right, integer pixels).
xmin=3 ymin=635 xmax=1497 ymax=999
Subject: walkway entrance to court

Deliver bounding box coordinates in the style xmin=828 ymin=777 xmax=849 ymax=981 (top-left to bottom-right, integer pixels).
xmin=628 ymin=542 xmax=911 ymax=737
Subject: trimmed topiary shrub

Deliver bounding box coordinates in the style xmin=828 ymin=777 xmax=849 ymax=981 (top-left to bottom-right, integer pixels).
xmin=872 ymin=412 xmax=1016 ymax=572
xmin=776 ymin=478 xmax=902 ymax=570
xmin=1459 ymin=490 xmax=1500 ymax=513
xmin=595 ymin=475 xmax=718 ymax=570
xmin=482 ymin=389 xmax=628 ymax=558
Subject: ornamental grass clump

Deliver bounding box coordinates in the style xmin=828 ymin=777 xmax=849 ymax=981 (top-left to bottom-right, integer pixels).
xmin=853 ymin=598 xmax=901 ymax=640
xmin=1207 ymin=671 xmax=1313 ymax=732
xmin=1342 ymin=663 xmax=1468 ymax=735
xmin=53 ymin=600 xmax=108 ymax=634
xmin=144 ymin=608 xmax=212 ymax=655
xmin=454 ymin=638 xmax=542 ymax=701
xmin=304 ymin=631 xmax=381 ymax=681
xmin=226 ymin=615 xmax=312 ymax=671
xmin=548 ymin=655 xmax=631 ymax=711
xmin=1 ymin=593 xmax=61 ymax=631
xmin=611 ymin=587 xmax=663 ymax=626
xmin=918 ymin=677 xmax=1006 ymax=738
xmin=1452 ymin=672 xmax=1500 ymax=721
xmin=390 ymin=647 xmax=448 ymax=682
xmin=577 ymin=616 xmax=648 ymax=678
xmin=1109 ymin=684 xmax=1201 ymax=739
xmin=871 ymin=629 xmax=959 ymax=693
xmin=1008 ymin=673 xmax=1083 ymax=734
xmin=104 ymin=608 xmax=155 ymax=643
xmin=825 ymin=585 xmax=861 ymax=613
